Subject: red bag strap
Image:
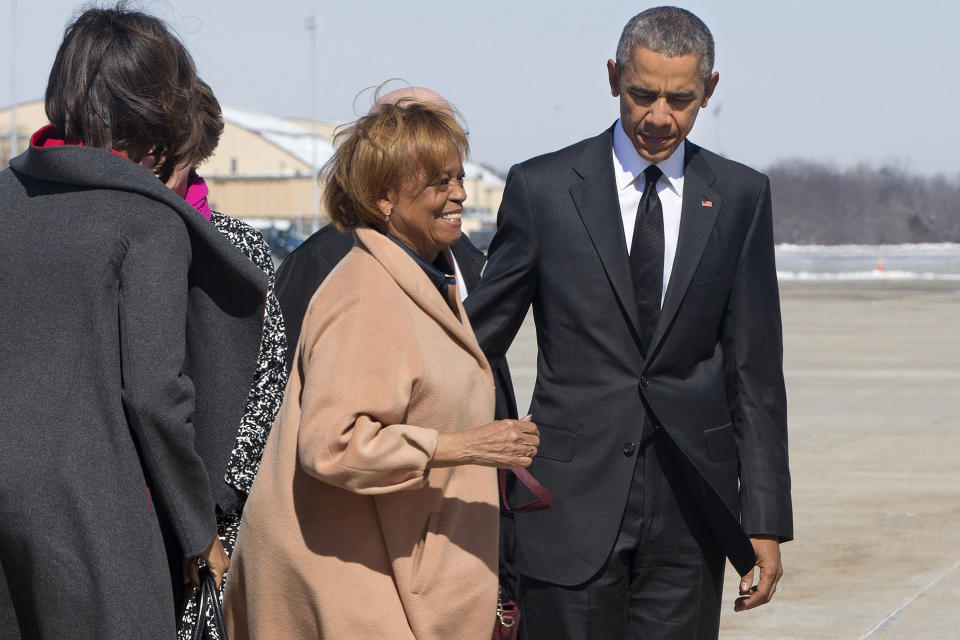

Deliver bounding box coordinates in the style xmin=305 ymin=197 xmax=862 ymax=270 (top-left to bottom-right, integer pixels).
xmin=498 ymin=466 xmax=556 ymax=513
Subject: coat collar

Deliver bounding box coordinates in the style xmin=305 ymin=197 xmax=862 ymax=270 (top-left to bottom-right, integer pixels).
xmin=10 ymin=139 xmax=268 ymax=505
xmin=611 ymin=119 xmax=685 ymax=198
xmin=449 ymin=235 xmax=486 ymax=291
xmin=355 ymin=227 xmax=494 ymax=381
xmin=569 ymin=124 xmax=646 ymax=350
xmin=9 ymin=143 xmax=267 ymax=302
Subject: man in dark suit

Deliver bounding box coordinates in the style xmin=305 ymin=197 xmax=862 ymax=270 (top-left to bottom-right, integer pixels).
xmin=464 ymin=7 xmax=793 ymax=638
xmin=274 ymin=223 xmax=353 ymax=371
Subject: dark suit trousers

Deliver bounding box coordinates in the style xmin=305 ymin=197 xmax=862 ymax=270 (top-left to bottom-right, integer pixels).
xmin=519 ymin=432 xmax=725 ymax=640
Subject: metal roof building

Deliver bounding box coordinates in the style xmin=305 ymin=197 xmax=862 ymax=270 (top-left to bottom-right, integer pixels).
xmin=1 ymin=100 xmax=505 ymax=231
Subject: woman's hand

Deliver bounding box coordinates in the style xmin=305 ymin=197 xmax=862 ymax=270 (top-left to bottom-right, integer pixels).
xmin=183 ymin=535 xmax=230 ymax=589
xmin=432 ymin=415 xmax=540 ymax=469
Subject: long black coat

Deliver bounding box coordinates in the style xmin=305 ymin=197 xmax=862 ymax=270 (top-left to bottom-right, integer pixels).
xmin=465 ymin=129 xmax=793 ymax=585
xmin=0 ymin=141 xmax=266 ymax=638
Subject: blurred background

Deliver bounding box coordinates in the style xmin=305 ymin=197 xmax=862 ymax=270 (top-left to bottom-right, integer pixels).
xmin=3 ymin=0 xmax=960 ymax=259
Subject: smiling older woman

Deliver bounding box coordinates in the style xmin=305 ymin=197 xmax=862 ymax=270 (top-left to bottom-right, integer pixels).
xmin=224 ymin=101 xmax=539 ymax=639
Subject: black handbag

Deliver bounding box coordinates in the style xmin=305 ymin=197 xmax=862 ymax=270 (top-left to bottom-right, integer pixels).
xmin=191 ymin=565 xmax=229 ymax=640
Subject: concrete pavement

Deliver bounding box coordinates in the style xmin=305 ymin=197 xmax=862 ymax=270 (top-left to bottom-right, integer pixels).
xmin=504 ymin=281 xmax=960 ymax=639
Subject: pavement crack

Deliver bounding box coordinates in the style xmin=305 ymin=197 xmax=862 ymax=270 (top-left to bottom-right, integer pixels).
xmin=857 ymin=558 xmax=960 ymax=639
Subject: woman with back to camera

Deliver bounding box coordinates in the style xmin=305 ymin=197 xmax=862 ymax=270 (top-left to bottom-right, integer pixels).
xmin=0 ymin=6 xmax=266 ymax=638
xmin=166 ymin=80 xmax=289 ymax=640
xmin=224 ymin=99 xmax=540 ymax=639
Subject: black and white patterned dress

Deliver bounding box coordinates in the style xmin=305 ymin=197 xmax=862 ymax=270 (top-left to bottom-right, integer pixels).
xmin=179 ymin=212 xmax=288 ymax=639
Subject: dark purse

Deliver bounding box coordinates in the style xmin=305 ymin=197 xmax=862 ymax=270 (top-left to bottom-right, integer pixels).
xmin=494 ymin=467 xmax=556 ymax=640
xmin=498 ymin=466 xmax=556 ymax=514
xmin=191 ymin=565 xmax=229 ymax=640
xmin=494 ymin=586 xmax=521 ymax=640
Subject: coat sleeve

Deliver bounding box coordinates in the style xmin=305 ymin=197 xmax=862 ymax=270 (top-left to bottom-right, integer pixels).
xmin=118 ymin=211 xmax=216 ymax=557
xmin=275 ymin=232 xmax=352 ymax=373
xmin=723 ymin=175 xmax=794 ymax=541
xmin=223 ymin=225 xmax=288 ymax=498
xmin=295 ymin=281 xmax=440 ymax=495
xmin=464 ymin=165 xmax=539 ymax=368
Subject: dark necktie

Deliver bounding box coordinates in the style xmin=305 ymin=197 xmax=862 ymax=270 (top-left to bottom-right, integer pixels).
xmin=629 ymin=164 xmax=664 ymax=353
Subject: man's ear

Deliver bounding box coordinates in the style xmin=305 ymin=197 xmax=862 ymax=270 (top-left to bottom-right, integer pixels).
xmin=701 ymin=71 xmax=719 ymax=108
xmin=607 ymin=59 xmax=621 ymax=97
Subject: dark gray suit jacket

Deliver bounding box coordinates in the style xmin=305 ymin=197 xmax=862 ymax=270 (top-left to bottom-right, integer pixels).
xmin=465 ymin=127 xmax=793 ymax=584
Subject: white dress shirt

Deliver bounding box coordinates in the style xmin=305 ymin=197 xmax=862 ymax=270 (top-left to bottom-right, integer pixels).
xmin=450 ymin=252 xmax=468 ymax=302
xmin=611 ymin=120 xmax=685 ymax=305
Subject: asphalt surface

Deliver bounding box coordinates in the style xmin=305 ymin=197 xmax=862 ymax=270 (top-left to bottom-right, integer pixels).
xmin=504 ymin=280 xmax=960 ymax=639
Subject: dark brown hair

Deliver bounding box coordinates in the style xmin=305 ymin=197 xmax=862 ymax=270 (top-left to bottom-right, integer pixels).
xmin=190 ymin=79 xmax=224 ymax=166
xmin=44 ymin=4 xmax=203 ymax=181
xmin=323 ymin=100 xmax=469 ymax=231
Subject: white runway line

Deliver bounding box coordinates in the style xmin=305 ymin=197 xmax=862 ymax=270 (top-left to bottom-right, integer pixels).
xmin=858 ymin=558 xmax=960 ymax=639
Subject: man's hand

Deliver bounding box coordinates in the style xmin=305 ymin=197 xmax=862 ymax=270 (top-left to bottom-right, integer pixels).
xmin=735 ymin=535 xmax=783 ymax=612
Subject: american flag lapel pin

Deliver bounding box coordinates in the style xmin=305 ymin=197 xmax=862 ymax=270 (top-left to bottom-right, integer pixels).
xmin=701 ymin=199 xmax=713 ymax=208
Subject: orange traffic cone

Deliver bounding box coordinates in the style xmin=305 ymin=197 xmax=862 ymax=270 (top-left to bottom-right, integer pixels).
xmin=875 ymin=257 xmax=884 ymax=273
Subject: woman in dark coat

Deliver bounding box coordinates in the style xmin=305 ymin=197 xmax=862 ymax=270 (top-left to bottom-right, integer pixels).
xmin=0 ymin=7 xmax=266 ymax=638
xmin=171 ymin=81 xmax=289 ymax=640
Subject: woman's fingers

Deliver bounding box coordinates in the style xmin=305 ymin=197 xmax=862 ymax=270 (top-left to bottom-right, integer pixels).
xmin=183 ymin=556 xmax=200 ymax=586
xmin=490 ymin=419 xmax=539 ymax=466
xmin=432 ymin=419 xmax=541 ymax=468
xmin=201 ymin=537 xmax=231 ymax=589
xmin=514 ymin=420 xmax=539 ymax=451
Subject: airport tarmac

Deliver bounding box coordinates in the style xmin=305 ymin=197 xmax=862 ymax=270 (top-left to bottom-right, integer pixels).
xmin=504 ymin=280 xmax=960 ymax=639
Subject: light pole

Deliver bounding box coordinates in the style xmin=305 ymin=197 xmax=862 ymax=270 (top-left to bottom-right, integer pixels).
xmin=305 ymin=15 xmax=320 ymax=235
xmin=8 ymin=0 xmax=17 ymax=162
xmin=712 ymin=102 xmax=722 ymax=157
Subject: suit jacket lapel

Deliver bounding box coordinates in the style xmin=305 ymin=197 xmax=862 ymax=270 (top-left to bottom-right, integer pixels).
xmin=647 ymin=141 xmax=721 ymax=359
xmin=570 ymin=127 xmax=644 ymax=343
xmin=449 ymin=239 xmax=485 ymax=292
xmin=10 ymin=143 xmax=268 ymax=298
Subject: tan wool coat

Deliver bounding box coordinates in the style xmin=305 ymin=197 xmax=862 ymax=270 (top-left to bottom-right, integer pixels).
xmin=224 ymin=228 xmax=499 ymax=639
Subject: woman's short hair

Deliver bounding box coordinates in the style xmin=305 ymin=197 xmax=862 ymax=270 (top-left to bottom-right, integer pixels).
xmin=191 ymin=79 xmax=224 ymax=167
xmin=322 ymin=100 xmax=469 ymax=231
xmin=45 ymin=4 xmax=203 ymax=182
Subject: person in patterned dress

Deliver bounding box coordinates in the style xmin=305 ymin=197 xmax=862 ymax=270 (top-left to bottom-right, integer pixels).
xmin=158 ymin=81 xmax=288 ymax=639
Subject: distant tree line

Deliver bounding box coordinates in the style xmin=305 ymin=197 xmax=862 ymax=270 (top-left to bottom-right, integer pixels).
xmin=767 ymin=160 xmax=960 ymax=244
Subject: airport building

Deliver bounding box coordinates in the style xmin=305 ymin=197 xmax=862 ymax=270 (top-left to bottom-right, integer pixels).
xmin=1 ymin=100 xmax=504 ymax=241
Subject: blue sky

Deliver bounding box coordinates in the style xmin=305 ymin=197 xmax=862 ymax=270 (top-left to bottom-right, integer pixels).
xmin=3 ymin=0 xmax=959 ymax=176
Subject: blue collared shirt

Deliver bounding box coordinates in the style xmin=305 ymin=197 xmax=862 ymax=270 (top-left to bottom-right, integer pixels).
xmin=387 ymin=234 xmax=458 ymax=297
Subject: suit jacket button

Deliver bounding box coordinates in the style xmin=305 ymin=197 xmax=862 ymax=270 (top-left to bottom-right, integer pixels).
xmin=623 ymin=442 xmax=636 ymax=457
xmin=640 ymin=376 xmax=649 ymax=388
